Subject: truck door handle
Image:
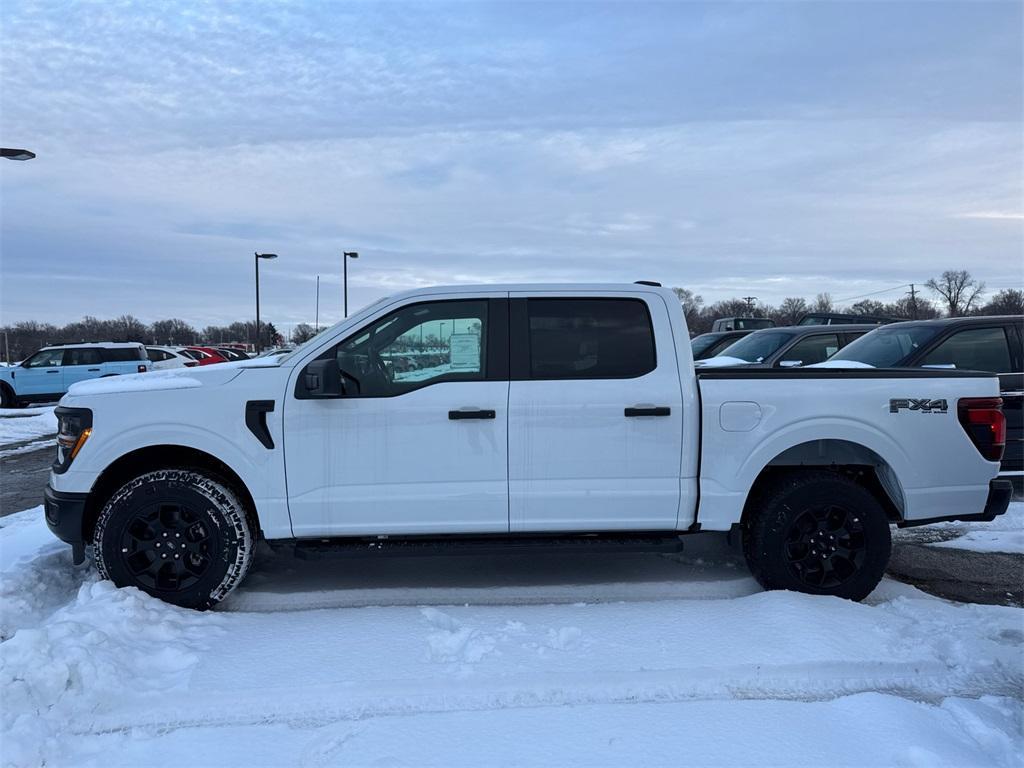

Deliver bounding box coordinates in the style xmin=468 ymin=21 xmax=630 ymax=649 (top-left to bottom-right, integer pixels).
xmin=449 ymin=409 xmax=496 ymax=420
xmin=87 ymin=368 xmax=100 ymax=372
xmin=47 ymin=370 xmax=60 ymax=374
xmin=625 ymin=406 xmax=671 ymax=417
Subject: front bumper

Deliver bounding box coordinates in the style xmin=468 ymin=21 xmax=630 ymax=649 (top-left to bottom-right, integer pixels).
xmin=897 ymin=478 xmax=1014 ymax=529
xmin=43 ymin=484 xmax=89 ymax=564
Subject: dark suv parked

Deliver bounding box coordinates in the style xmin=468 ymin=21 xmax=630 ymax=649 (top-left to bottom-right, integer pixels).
xmin=830 ymin=316 xmax=1023 ymax=485
xmin=695 ymin=325 xmax=876 ymax=369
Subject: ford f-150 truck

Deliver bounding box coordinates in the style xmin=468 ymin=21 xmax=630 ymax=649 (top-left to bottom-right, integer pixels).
xmin=43 ymin=284 xmax=1012 ymax=609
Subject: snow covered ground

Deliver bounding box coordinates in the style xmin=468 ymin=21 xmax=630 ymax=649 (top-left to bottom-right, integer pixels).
xmin=929 ymin=500 xmax=1024 ymax=555
xmin=0 ymin=407 xmax=57 ymax=448
xmin=1 ymin=505 xmax=1021 ymax=767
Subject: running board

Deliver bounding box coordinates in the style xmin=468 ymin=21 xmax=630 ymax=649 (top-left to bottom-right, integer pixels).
xmin=291 ymin=533 xmax=686 ymax=559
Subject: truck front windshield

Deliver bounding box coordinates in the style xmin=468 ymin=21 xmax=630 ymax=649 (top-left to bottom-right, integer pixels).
xmin=828 ymin=325 xmax=940 ymax=368
xmin=716 ymin=331 xmax=792 ymax=363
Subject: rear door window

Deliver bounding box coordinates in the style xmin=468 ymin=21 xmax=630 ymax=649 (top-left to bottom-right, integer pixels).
xmin=65 ymin=348 xmax=103 ymax=366
xmin=919 ymin=327 xmax=1013 ymax=373
xmin=526 ymin=298 xmax=655 ymax=379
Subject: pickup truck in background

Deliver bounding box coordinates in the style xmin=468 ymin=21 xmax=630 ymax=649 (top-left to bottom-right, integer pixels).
xmin=43 ymin=284 xmax=1012 ymax=609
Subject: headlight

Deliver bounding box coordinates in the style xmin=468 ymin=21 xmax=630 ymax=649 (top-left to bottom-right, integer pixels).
xmin=53 ymin=407 xmax=92 ymax=474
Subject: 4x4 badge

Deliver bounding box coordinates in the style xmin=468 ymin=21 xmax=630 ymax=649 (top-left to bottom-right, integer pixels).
xmin=890 ymin=398 xmax=948 ymax=414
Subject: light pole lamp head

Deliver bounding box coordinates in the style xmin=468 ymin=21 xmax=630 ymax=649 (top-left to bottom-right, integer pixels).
xmin=344 ymin=251 xmax=359 ymax=259
xmin=256 ymin=252 xmax=278 ymax=260
xmin=0 ymin=148 xmax=35 ymax=161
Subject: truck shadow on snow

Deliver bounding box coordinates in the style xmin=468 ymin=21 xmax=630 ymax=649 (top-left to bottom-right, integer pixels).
xmin=219 ymin=532 xmax=758 ymax=613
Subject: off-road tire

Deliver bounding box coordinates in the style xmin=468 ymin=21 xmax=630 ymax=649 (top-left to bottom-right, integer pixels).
xmin=94 ymin=468 xmax=254 ymax=610
xmin=743 ymin=471 xmax=891 ymax=601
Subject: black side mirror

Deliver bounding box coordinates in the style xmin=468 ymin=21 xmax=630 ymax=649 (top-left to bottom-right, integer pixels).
xmin=303 ymin=359 xmax=344 ymax=398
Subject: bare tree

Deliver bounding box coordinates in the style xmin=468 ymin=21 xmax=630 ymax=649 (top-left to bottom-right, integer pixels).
xmin=770 ymin=297 xmax=808 ymax=326
xmin=925 ymin=270 xmax=986 ymax=317
xmin=672 ymin=287 xmax=705 ymax=332
xmin=883 ymin=296 xmax=940 ymax=320
xmin=811 ymin=293 xmax=834 ymax=313
xmin=980 ymin=288 xmax=1024 ymax=316
xmin=291 ymin=323 xmax=318 ymax=344
xmin=847 ymin=299 xmax=885 ymax=316
xmin=151 ymin=319 xmax=198 ymax=345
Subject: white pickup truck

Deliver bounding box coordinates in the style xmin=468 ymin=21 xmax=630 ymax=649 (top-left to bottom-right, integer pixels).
xmin=44 ymin=283 xmax=1012 ymax=609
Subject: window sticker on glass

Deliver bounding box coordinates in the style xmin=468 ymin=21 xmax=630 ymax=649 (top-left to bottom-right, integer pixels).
xmin=449 ymin=333 xmax=481 ymax=371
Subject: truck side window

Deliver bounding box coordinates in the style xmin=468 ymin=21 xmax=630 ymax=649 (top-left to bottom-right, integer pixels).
xmin=919 ymin=327 xmax=1012 ymax=373
xmin=526 ymin=298 xmax=655 ymax=380
xmin=333 ymin=300 xmax=488 ymax=396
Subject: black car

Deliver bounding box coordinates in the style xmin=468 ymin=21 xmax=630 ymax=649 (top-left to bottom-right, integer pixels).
xmin=696 ymin=324 xmax=876 ymax=369
xmin=830 ymin=315 xmax=1023 ymax=486
xmin=690 ymin=330 xmax=752 ymax=360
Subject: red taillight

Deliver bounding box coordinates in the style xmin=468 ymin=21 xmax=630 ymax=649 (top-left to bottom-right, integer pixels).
xmin=957 ymin=397 xmax=1005 ymax=462
xmin=137 ymin=364 xmax=148 ymax=373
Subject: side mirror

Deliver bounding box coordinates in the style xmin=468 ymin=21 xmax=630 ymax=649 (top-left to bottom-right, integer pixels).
xmin=779 ymin=360 xmax=803 ymax=368
xmin=303 ymin=359 xmax=344 ymax=398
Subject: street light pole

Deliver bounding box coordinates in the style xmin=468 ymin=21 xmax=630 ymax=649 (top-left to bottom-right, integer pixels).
xmin=343 ymin=251 xmax=359 ymax=317
xmin=254 ymin=252 xmax=278 ymax=352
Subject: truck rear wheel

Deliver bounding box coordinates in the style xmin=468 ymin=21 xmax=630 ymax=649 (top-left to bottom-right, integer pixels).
xmin=743 ymin=471 xmax=891 ymax=601
xmin=93 ymin=468 xmax=254 ymax=610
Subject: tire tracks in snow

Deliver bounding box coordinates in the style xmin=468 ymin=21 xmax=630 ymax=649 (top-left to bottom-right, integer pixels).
xmin=75 ymin=661 xmax=1022 ymax=738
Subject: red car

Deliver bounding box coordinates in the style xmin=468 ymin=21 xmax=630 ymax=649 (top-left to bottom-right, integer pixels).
xmin=182 ymin=346 xmax=228 ymax=366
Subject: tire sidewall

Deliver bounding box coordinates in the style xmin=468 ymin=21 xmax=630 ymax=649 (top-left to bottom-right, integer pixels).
xmin=746 ymin=475 xmax=891 ymax=601
xmin=94 ymin=469 xmax=253 ymax=609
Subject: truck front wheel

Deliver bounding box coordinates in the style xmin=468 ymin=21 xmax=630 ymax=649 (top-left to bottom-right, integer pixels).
xmin=93 ymin=468 xmax=255 ymax=610
xmin=743 ymin=471 xmax=891 ymax=601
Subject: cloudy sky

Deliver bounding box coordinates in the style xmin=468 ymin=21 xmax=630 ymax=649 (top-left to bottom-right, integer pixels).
xmin=1 ymin=1 xmax=1021 ymax=331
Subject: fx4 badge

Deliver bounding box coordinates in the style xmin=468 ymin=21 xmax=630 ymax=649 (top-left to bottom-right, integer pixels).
xmin=890 ymin=398 xmax=948 ymax=414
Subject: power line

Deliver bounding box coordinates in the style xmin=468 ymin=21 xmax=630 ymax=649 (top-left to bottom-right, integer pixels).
xmin=834 ymin=283 xmax=910 ymax=303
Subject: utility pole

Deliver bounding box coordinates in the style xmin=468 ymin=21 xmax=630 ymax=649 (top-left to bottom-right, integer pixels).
xmin=315 ymin=275 xmax=320 ymax=333
xmin=742 ymin=296 xmax=758 ymax=313
xmin=906 ymin=283 xmax=919 ymax=320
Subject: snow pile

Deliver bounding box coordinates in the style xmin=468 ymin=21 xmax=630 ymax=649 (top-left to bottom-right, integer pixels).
xmin=693 ymin=355 xmax=749 ymax=368
xmin=67 ymin=370 xmax=202 ymax=396
xmin=0 ymin=406 xmax=57 ymax=447
xmin=809 ymin=359 xmax=876 ymax=369
xmin=1 ymin=506 xmax=1022 ymax=767
xmin=930 ymin=500 xmax=1024 ymax=555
